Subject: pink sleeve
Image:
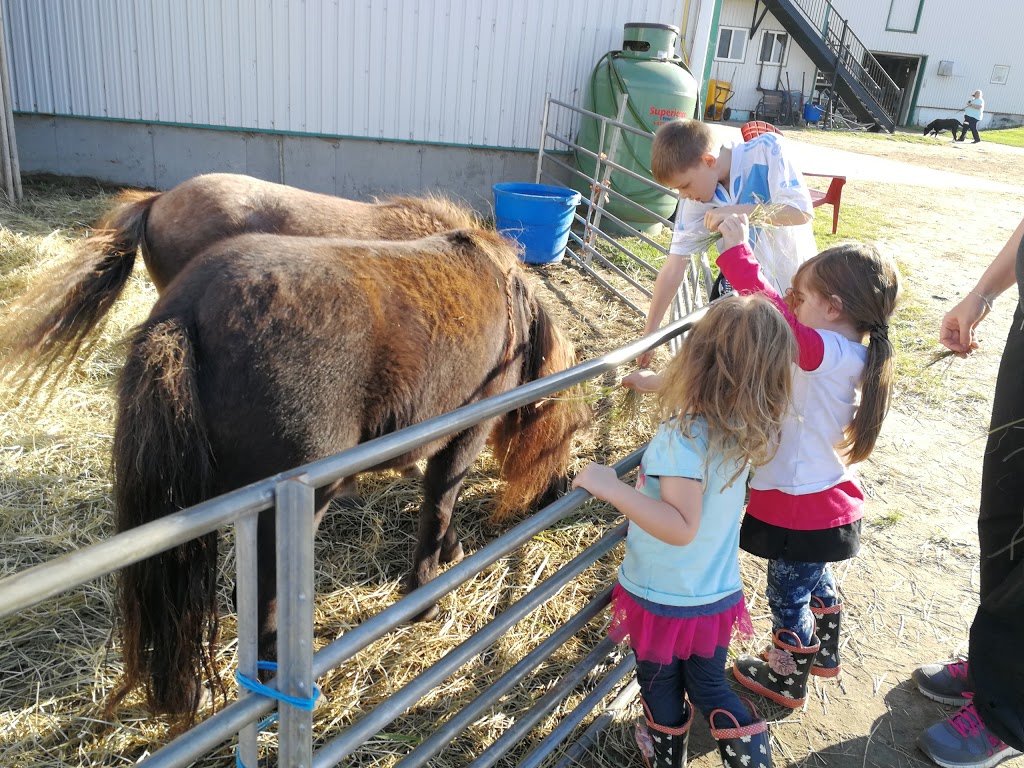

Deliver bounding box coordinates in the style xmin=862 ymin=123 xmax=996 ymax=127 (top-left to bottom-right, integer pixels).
xmin=717 ymin=244 xmax=824 ymax=371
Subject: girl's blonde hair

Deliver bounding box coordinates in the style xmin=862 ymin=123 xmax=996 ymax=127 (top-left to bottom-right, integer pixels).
xmin=794 ymin=243 xmax=901 ymax=463
xmin=657 ymin=294 xmax=795 ymax=486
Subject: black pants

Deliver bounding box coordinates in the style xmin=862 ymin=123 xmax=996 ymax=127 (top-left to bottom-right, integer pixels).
xmin=969 ymin=301 xmax=1024 ymax=751
xmin=959 ymin=115 xmax=981 ymax=142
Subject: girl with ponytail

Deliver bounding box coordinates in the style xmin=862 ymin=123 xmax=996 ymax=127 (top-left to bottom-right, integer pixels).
xmin=713 ymin=214 xmax=900 ymax=709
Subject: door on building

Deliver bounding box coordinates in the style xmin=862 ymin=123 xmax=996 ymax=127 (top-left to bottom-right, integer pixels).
xmin=873 ymin=54 xmax=921 ymax=126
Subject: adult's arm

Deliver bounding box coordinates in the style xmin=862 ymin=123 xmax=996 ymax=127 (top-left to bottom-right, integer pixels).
xmin=940 ymin=216 xmax=1024 ymax=356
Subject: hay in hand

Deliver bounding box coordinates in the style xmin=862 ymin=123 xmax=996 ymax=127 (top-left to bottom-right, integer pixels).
xmin=611 ymin=387 xmax=644 ymax=424
xmin=924 ymin=348 xmax=959 ymax=368
xmin=688 ymin=200 xmax=790 ymax=255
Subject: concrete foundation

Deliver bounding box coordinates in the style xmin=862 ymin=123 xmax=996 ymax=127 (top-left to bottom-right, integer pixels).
xmin=13 ymin=114 xmax=574 ymax=213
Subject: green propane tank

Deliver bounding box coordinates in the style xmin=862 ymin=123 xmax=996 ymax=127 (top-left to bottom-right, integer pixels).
xmin=574 ymin=23 xmax=698 ymax=235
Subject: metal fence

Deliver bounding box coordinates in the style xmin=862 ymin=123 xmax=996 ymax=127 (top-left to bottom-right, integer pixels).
xmin=535 ymin=94 xmax=712 ymax=324
xmin=0 ymin=93 xmax=712 ymax=767
xmin=0 ymin=306 xmax=708 ymax=767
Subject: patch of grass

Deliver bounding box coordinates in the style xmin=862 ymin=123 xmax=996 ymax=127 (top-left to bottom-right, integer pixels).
xmin=870 ymin=509 xmax=904 ymax=529
xmin=980 ymin=126 xmax=1024 ymax=148
xmin=788 ymin=124 xmax=936 ymax=146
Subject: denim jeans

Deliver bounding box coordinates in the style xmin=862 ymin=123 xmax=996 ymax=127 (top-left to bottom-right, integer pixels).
xmin=766 ymin=558 xmax=839 ymax=645
xmin=635 ymin=645 xmax=752 ymax=728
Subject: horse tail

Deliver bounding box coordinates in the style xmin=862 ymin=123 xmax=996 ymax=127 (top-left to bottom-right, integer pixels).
xmin=106 ymin=314 xmax=218 ymax=719
xmin=0 ymin=189 xmax=159 ymax=391
xmin=489 ymin=284 xmax=590 ymax=522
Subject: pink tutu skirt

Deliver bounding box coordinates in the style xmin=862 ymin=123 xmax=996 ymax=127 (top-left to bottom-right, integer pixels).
xmin=608 ymin=583 xmax=754 ymax=664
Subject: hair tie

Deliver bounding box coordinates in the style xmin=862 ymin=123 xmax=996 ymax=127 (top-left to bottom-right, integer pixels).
xmin=870 ymin=323 xmax=889 ymax=337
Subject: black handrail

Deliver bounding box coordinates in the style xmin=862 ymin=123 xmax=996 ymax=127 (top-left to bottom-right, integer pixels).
xmin=783 ymin=0 xmax=902 ymax=123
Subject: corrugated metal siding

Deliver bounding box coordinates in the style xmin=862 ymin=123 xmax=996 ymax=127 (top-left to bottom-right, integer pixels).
xmin=831 ymin=0 xmax=1024 ymax=119
xmin=2 ymin=0 xmax=691 ymax=149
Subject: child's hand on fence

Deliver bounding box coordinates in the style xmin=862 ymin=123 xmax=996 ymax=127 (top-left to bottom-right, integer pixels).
xmin=718 ymin=214 xmax=750 ymax=251
xmin=621 ymin=369 xmax=662 ymax=393
xmin=571 ymin=462 xmax=621 ymax=501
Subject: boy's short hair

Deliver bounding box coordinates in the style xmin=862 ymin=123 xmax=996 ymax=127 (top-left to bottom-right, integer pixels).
xmin=651 ymin=119 xmax=716 ymax=184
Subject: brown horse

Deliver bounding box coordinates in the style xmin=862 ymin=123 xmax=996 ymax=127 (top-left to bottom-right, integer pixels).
xmin=1 ymin=173 xmax=480 ymax=387
xmin=109 ymin=228 xmax=589 ymax=718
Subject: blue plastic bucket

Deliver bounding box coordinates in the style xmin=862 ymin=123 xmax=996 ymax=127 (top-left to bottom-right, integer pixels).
xmin=803 ymin=103 xmax=824 ymax=123
xmin=493 ymin=183 xmax=581 ymax=264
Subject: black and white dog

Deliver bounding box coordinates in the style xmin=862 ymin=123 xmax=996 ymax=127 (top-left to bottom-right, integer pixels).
xmin=923 ymin=118 xmax=963 ymax=138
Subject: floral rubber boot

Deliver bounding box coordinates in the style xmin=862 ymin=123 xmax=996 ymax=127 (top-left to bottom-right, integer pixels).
xmin=634 ymin=697 xmax=693 ymax=768
xmin=733 ymin=629 xmax=819 ymax=708
xmin=810 ymin=596 xmax=842 ymax=677
xmin=710 ymin=699 xmax=773 ymax=768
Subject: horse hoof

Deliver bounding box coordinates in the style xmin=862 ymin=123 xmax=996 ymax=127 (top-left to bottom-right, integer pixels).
xmin=440 ymin=541 xmax=464 ymax=565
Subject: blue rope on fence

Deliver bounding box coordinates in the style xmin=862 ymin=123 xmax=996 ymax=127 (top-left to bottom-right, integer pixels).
xmin=234 ymin=660 xmax=322 ymax=768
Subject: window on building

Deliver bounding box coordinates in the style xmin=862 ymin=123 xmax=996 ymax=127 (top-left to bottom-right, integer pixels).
xmin=715 ymin=27 xmax=747 ymax=62
xmin=886 ymin=0 xmax=924 ymax=32
xmin=991 ymin=65 xmax=1010 ymax=85
xmin=758 ymin=31 xmax=789 ymax=65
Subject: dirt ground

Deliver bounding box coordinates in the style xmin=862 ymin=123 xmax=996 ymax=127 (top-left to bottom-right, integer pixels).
xmin=658 ymin=129 xmax=1024 ymax=768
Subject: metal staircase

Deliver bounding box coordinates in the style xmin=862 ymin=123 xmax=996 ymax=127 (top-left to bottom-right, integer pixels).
xmin=756 ymin=0 xmax=902 ymax=132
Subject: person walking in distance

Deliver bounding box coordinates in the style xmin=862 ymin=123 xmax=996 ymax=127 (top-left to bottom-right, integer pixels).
xmin=957 ymin=90 xmax=985 ymax=144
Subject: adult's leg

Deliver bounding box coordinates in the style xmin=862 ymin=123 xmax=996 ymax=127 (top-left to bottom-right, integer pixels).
xmin=968 ymin=116 xmax=981 ymax=142
xmin=958 ymin=117 xmax=969 ymax=141
xmin=969 ymin=302 xmax=1024 ymax=751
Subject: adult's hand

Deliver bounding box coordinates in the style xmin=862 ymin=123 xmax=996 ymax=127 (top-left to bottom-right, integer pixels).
xmin=939 ymin=294 xmax=989 ymax=357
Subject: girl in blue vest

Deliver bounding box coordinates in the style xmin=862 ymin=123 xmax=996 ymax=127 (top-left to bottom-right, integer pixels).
xmin=573 ymin=295 xmax=795 ymax=768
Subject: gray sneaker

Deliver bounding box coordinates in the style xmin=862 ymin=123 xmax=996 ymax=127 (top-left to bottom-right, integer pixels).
xmin=913 ymin=659 xmax=971 ymax=706
xmin=918 ymin=698 xmax=1022 ymax=768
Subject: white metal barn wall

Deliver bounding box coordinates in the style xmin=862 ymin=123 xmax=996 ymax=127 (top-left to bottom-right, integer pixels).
xmin=3 ymin=0 xmax=689 ymax=151
xmin=830 ymin=0 xmax=1023 ymax=124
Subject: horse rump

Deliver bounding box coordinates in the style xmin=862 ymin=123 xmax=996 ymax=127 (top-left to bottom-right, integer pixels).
xmin=108 ymin=228 xmax=588 ymax=717
xmin=0 ymin=173 xmax=482 ymax=393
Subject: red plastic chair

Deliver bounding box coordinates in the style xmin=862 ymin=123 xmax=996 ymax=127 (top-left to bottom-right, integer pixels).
xmin=741 ymin=121 xmax=784 ymax=141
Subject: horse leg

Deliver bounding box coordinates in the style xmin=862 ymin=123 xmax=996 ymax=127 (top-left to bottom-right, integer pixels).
xmin=253 ymin=498 xmax=331 ymax=672
xmin=334 ymin=475 xmax=364 ymax=509
xmin=404 ymin=427 xmax=489 ymax=621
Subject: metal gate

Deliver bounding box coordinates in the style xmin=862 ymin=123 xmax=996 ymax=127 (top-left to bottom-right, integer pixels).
xmin=0 ymin=97 xmax=713 ymax=767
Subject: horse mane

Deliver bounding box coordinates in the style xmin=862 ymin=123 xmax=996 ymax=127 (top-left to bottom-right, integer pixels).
xmin=487 ymin=266 xmax=590 ymax=522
